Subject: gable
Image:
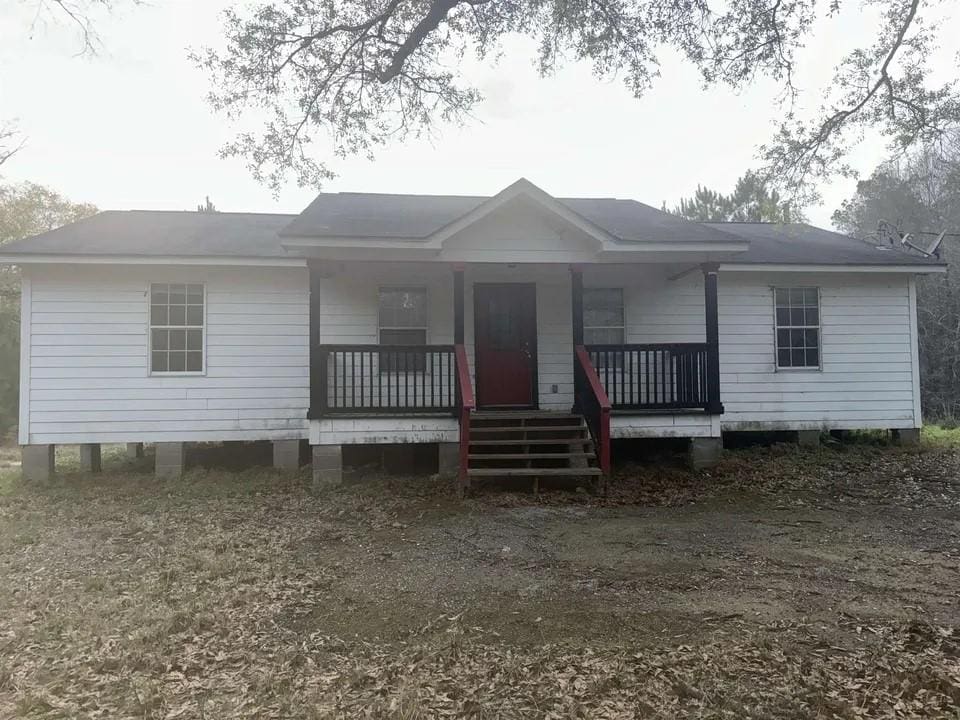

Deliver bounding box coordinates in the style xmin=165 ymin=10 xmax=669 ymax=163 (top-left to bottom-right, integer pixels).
xmin=438 ymin=195 xmax=603 ymax=262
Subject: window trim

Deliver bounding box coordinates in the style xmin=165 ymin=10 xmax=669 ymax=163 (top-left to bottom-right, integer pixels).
xmin=773 ymin=286 xmax=822 ymax=372
xmin=377 ymin=285 xmax=429 ymax=373
xmin=582 ymin=287 xmax=626 ymax=346
xmin=147 ymin=281 xmax=207 ymax=377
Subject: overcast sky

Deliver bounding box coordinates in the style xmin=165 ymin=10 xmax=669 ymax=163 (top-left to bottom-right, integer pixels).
xmin=1 ymin=1 xmax=957 ymax=228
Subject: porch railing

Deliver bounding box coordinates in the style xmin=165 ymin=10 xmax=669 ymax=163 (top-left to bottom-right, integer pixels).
xmin=574 ymin=345 xmax=611 ymax=475
xmin=584 ymin=343 xmax=711 ymax=411
xmin=454 ymin=344 xmax=474 ymax=493
xmin=310 ymin=344 xmax=458 ymax=416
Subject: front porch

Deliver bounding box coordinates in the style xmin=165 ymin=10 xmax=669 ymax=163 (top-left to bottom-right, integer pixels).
xmin=307 ymin=262 xmax=723 ymax=491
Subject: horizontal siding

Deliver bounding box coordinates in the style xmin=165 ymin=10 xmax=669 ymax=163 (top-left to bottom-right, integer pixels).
xmin=719 ymin=272 xmax=918 ymax=431
xmin=308 ymin=264 xmax=920 ymax=444
xmin=25 ymin=264 xmax=310 ymax=444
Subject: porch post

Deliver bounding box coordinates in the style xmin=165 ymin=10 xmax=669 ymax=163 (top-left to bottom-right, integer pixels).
xmin=702 ymin=263 xmax=724 ymax=414
xmin=453 ymin=264 xmax=465 ymax=345
xmin=570 ymin=266 xmax=584 ymax=413
xmin=570 ymin=265 xmax=584 ymax=345
xmin=308 ymin=262 xmax=325 ymax=419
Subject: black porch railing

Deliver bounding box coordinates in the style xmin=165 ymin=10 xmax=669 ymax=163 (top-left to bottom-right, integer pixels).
xmin=310 ymin=344 xmax=458 ymax=416
xmin=585 ymin=343 xmax=712 ymax=411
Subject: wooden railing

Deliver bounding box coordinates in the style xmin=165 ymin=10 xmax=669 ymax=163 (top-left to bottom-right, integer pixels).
xmin=310 ymin=344 xmax=457 ymax=416
xmin=574 ymin=345 xmax=611 ymax=475
xmin=584 ymin=343 xmax=711 ymax=411
xmin=454 ymin=344 xmax=474 ymax=492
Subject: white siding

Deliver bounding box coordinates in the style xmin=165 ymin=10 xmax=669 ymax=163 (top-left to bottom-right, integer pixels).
xmin=308 ymin=264 xmax=921 ymax=444
xmin=23 ymin=264 xmax=309 ymax=444
xmin=719 ymin=272 xmax=918 ymax=431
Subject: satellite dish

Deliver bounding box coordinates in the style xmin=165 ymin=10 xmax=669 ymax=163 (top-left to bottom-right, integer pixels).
xmin=901 ymin=229 xmax=948 ymax=258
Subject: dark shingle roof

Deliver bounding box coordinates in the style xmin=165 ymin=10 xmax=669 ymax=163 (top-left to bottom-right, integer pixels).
xmin=0 ymin=198 xmax=943 ymax=270
xmin=280 ymin=192 xmax=741 ymax=245
xmin=704 ymin=222 xmax=943 ymax=267
xmin=0 ymin=210 xmax=295 ymax=257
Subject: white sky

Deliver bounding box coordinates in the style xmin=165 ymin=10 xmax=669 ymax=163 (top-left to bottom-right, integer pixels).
xmin=1 ymin=1 xmax=957 ymax=228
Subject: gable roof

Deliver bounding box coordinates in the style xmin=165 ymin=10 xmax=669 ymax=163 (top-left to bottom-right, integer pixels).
xmin=0 ymin=182 xmax=944 ymax=271
xmin=705 ymin=222 xmax=944 ymax=267
xmin=0 ymin=210 xmax=294 ymax=258
xmin=281 ymin=178 xmax=741 ymax=246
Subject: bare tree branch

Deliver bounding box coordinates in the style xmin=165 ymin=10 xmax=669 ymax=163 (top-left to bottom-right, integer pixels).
xmin=197 ymin=0 xmax=960 ymax=197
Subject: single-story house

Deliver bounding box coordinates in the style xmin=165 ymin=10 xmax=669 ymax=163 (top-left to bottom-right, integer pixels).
xmin=0 ymin=179 xmax=945 ymax=490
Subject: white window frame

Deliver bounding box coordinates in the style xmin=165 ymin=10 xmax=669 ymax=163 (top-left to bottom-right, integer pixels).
xmin=377 ymin=286 xmax=429 ymax=373
xmin=583 ymin=287 xmax=626 ymax=346
xmin=773 ymin=286 xmax=822 ymax=371
xmin=148 ymin=282 xmax=207 ymax=376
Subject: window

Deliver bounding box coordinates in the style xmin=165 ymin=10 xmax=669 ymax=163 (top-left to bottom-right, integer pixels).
xmin=378 ymin=287 xmax=427 ymax=371
xmin=583 ymin=288 xmax=625 ymax=345
xmin=774 ymin=287 xmax=820 ymax=369
xmin=150 ymin=283 xmax=204 ymax=373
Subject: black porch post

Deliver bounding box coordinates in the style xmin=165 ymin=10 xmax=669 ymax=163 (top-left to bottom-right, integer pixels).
xmin=308 ymin=262 xmax=325 ymax=418
xmin=571 ymin=266 xmax=584 ymax=413
xmin=571 ymin=265 xmax=584 ymax=346
xmin=453 ymin=264 xmax=465 ymax=345
xmin=702 ymin=263 xmax=724 ymax=414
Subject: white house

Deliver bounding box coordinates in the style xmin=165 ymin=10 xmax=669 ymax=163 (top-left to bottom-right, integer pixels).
xmin=0 ymin=179 xmax=945 ymax=491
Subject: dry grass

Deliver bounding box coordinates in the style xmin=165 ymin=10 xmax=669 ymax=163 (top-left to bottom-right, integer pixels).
xmin=0 ymin=439 xmax=959 ymax=718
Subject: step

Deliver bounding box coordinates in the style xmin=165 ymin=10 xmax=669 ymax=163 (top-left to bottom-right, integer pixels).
xmin=470 ymin=425 xmax=585 ymax=434
xmin=468 ymin=452 xmax=596 ymax=461
xmin=471 ymin=411 xmax=581 ymax=420
xmin=469 ymin=438 xmax=595 ymax=446
xmin=467 ymin=467 xmax=603 ymax=477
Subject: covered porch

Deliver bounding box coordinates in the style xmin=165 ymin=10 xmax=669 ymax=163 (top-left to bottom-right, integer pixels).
xmin=306 ymin=261 xmax=723 ymax=490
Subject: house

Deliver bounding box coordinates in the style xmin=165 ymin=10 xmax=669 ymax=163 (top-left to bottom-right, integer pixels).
xmin=0 ymin=179 xmax=945 ymax=490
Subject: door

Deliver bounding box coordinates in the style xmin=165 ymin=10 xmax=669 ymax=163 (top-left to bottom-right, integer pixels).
xmin=474 ymin=283 xmax=537 ymax=408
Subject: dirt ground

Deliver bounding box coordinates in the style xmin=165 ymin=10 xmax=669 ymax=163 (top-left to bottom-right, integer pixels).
xmin=0 ymin=439 xmax=958 ymax=718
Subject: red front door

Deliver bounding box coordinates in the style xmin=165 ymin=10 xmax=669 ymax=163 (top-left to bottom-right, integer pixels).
xmin=474 ymin=283 xmax=537 ymax=408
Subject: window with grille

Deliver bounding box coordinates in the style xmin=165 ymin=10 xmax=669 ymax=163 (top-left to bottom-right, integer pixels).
xmin=583 ymin=288 xmax=625 ymax=368
xmin=378 ymin=287 xmax=427 ymax=371
xmin=583 ymin=288 xmax=625 ymax=345
xmin=774 ymin=287 xmax=820 ymax=369
xmin=150 ymin=283 xmax=204 ymax=373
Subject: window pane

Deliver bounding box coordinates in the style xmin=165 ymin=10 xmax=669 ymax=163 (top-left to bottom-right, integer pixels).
xmin=583 ymin=289 xmax=624 ymax=327
xmin=806 ymin=349 xmax=819 ymax=367
xmin=803 ymin=288 xmax=818 ymax=305
xmin=169 ymin=284 xmax=186 ymax=305
xmin=776 ymin=329 xmax=790 ymax=348
xmin=187 ymin=329 xmax=202 ymax=351
xmin=791 ymin=349 xmax=806 ymax=366
xmin=805 ymin=308 xmax=819 ymax=325
xmin=169 ymin=352 xmax=186 ymax=372
xmin=151 ymin=285 xmax=168 ymax=304
xmin=778 ymin=349 xmax=791 ymax=367
xmin=169 ymin=329 xmax=186 ymax=351
xmin=151 ymin=351 xmax=168 ymax=372
xmin=585 ymin=327 xmax=625 ymax=345
xmin=186 ymin=305 xmax=203 ymax=325
xmin=774 ymin=288 xmax=789 ymax=307
xmin=187 ymin=284 xmax=204 ymax=303
xmin=169 ymin=305 xmax=186 ymax=326
xmin=152 ymin=328 xmax=168 ymax=351
xmin=380 ymin=328 xmax=426 ymax=346
xmin=150 ymin=305 xmax=168 ymax=325
xmin=789 ymin=329 xmax=805 ymax=347
xmin=379 ymin=288 xmax=426 ymax=328
xmin=805 ymin=329 xmax=819 ymax=347
xmin=789 ymin=308 xmax=806 ymax=325
xmin=186 ymin=352 xmax=203 ymax=372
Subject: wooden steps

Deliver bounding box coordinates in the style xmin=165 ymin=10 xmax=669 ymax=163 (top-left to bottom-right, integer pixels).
xmin=463 ymin=411 xmax=603 ymax=491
